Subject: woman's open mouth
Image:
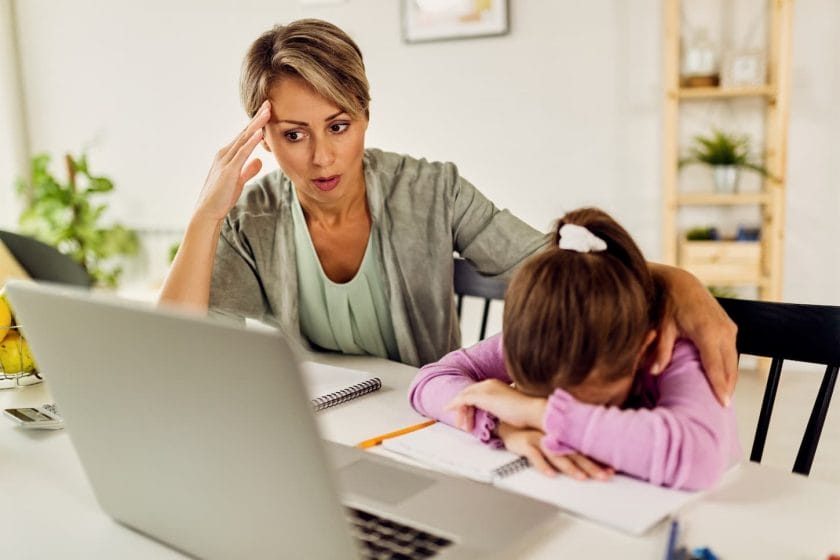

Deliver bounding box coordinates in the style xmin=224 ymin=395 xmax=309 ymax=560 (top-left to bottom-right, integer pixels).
xmin=313 ymin=175 xmax=340 ymax=192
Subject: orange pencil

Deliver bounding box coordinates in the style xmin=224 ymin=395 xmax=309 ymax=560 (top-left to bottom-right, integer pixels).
xmin=356 ymin=419 xmax=436 ymax=449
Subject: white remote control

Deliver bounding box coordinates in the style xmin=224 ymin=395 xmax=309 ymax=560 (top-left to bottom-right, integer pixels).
xmin=4 ymin=402 xmax=64 ymax=430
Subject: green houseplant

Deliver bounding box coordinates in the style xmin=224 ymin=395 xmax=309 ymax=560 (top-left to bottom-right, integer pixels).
xmin=680 ymin=129 xmax=772 ymax=192
xmin=16 ymin=153 xmax=140 ymax=287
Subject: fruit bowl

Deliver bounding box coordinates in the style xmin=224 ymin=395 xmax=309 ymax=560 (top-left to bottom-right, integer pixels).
xmin=0 ymin=325 xmax=42 ymax=389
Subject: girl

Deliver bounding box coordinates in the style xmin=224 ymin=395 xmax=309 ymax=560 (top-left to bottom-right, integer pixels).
xmin=409 ymin=208 xmax=739 ymax=491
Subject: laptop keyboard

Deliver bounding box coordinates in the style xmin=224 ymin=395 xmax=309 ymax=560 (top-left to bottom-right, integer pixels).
xmin=346 ymin=507 xmax=453 ymax=559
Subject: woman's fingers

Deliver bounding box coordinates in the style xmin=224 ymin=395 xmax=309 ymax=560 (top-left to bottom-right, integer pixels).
xmin=650 ymin=318 xmax=677 ymax=375
xmin=231 ymin=129 xmax=265 ymax=172
xmin=222 ymin=100 xmax=271 ymax=164
xmin=696 ymin=320 xmax=739 ymax=406
xmin=240 ymin=158 xmax=263 ymax=187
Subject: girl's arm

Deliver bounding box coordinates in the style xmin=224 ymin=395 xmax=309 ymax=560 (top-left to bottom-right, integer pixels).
xmin=541 ymin=340 xmax=739 ymax=490
xmin=409 ymin=334 xmax=511 ymax=445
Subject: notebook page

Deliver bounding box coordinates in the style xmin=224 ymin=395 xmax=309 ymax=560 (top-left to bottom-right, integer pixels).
xmin=495 ymin=468 xmax=698 ymax=535
xmin=300 ymin=362 xmax=379 ymax=401
xmin=381 ymin=423 xmax=523 ymax=483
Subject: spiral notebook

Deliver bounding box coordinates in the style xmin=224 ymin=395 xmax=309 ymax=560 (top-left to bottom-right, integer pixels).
xmin=381 ymin=422 xmax=698 ymax=535
xmin=301 ymin=362 xmax=382 ymax=412
xmin=382 ymin=422 xmax=528 ymax=483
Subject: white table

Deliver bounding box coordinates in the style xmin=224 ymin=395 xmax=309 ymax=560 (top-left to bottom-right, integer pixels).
xmin=2 ymin=355 xmax=839 ymax=560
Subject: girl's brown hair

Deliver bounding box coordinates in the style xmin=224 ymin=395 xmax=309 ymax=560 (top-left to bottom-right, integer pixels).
xmin=502 ymin=208 xmax=665 ymax=396
xmin=240 ymin=19 xmax=371 ymax=119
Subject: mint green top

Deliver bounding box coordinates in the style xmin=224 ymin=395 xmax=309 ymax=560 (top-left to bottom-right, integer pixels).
xmin=290 ymin=188 xmax=399 ymax=361
xmin=210 ymin=148 xmax=548 ymax=367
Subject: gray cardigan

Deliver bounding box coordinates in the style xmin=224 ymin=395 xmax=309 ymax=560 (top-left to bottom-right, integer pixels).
xmin=209 ymin=148 xmax=548 ymax=366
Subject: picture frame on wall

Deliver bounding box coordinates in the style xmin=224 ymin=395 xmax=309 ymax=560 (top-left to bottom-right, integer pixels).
xmin=721 ymin=50 xmax=767 ymax=88
xmin=402 ymin=0 xmax=509 ymax=43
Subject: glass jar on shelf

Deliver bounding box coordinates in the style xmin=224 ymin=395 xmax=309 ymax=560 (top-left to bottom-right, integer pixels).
xmin=681 ymin=28 xmax=719 ymax=87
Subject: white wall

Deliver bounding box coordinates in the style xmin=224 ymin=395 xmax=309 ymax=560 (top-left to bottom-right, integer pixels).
xmin=0 ymin=0 xmax=28 ymax=229
xmin=5 ymin=0 xmax=839 ymax=304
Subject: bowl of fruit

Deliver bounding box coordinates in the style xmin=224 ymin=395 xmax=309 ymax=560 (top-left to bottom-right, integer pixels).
xmin=0 ymin=287 xmax=40 ymax=388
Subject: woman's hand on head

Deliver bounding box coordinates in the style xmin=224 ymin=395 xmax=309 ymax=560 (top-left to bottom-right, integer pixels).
xmin=446 ymin=379 xmax=546 ymax=431
xmin=496 ymin=422 xmax=614 ymax=481
xmin=649 ymin=263 xmax=739 ymax=406
xmin=194 ymin=100 xmax=271 ymax=225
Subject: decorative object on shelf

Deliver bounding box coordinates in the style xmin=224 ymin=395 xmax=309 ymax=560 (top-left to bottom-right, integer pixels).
xmin=735 ymin=225 xmax=761 ymax=241
xmin=721 ymin=50 xmax=766 ymax=88
xmin=680 ymin=28 xmax=719 ymax=87
xmin=16 ymin=153 xmax=140 ymax=288
xmin=402 ymin=0 xmax=509 ymax=43
xmin=680 ymin=129 xmax=771 ymax=193
xmin=685 ymin=226 xmax=719 ymax=241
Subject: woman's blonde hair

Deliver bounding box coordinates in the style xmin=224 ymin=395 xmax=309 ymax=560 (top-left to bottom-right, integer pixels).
xmin=240 ymin=19 xmax=371 ymax=119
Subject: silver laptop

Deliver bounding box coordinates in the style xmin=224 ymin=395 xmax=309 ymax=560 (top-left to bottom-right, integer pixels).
xmin=6 ymin=281 xmax=556 ymax=560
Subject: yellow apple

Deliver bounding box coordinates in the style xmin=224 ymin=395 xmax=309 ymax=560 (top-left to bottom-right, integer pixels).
xmin=0 ymin=331 xmax=36 ymax=375
xmin=0 ymin=290 xmax=11 ymax=343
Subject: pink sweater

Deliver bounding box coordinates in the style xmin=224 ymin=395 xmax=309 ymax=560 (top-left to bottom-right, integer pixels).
xmin=409 ymin=334 xmax=740 ymax=490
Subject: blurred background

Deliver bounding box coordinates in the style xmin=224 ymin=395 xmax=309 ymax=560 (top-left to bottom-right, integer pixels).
xmin=0 ymin=0 xmax=837 ymax=310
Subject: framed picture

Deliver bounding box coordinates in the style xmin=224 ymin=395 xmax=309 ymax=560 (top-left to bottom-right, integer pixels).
xmin=402 ymin=0 xmax=509 ymax=43
xmin=721 ymin=50 xmax=767 ymax=88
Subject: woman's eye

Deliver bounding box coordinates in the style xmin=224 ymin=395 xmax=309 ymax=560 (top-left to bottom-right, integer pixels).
xmin=329 ymin=122 xmax=350 ymax=134
xmin=284 ymin=131 xmax=304 ymax=142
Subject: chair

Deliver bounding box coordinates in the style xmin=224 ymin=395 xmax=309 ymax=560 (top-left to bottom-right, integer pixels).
xmin=453 ymin=257 xmax=507 ymax=341
xmin=717 ymin=297 xmax=840 ymax=476
xmin=0 ymin=230 xmax=92 ymax=287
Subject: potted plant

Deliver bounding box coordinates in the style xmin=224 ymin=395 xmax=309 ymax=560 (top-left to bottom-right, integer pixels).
xmin=680 ymin=129 xmax=772 ymax=192
xmin=16 ymin=153 xmax=140 ymax=287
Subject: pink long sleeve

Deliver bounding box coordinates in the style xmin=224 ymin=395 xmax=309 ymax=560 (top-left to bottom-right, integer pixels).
xmin=540 ymin=339 xmax=740 ymax=490
xmin=409 ymin=334 xmax=510 ymax=445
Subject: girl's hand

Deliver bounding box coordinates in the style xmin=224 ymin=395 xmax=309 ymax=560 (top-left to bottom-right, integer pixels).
xmin=194 ymin=100 xmax=272 ymax=225
xmin=446 ymin=379 xmax=546 ymax=430
xmin=497 ymin=422 xmax=614 ymax=481
xmin=648 ymin=263 xmax=738 ymax=406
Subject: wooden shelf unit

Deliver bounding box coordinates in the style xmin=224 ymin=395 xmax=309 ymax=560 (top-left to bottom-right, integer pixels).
xmin=676 ymin=85 xmax=776 ymax=101
xmin=661 ymin=0 xmax=793 ymax=301
xmin=676 ymin=192 xmax=773 ymax=206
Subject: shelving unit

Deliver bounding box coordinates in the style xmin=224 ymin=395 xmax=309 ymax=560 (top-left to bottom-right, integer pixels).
xmin=661 ymin=0 xmax=793 ymax=301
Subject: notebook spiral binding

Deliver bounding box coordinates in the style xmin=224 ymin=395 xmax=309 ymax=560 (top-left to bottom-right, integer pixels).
xmin=493 ymin=456 xmax=530 ymax=478
xmin=311 ymin=378 xmax=383 ymax=412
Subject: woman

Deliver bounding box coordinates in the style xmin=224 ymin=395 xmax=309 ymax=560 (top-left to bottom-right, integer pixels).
xmin=160 ymin=19 xmax=737 ymax=405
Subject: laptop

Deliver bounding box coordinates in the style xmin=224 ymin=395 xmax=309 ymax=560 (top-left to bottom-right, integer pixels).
xmin=6 ymin=281 xmax=556 ymax=559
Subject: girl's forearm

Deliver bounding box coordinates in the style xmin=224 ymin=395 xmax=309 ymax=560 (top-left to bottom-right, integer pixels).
xmin=158 ymin=216 xmax=223 ymax=311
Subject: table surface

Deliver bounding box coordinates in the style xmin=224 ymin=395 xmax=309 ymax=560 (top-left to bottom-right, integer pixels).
xmin=2 ymin=353 xmax=839 ymax=560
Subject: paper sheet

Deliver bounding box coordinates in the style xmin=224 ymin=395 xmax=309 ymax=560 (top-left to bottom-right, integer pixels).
xmin=496 ymin=468 xmax=698 ymax=535
xmin=380 ymin=421 xmax=700 ymax=535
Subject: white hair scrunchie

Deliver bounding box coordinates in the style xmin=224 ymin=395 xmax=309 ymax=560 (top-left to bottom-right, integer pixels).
xmin=558 ymin=223 xmax=607 ymax=253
